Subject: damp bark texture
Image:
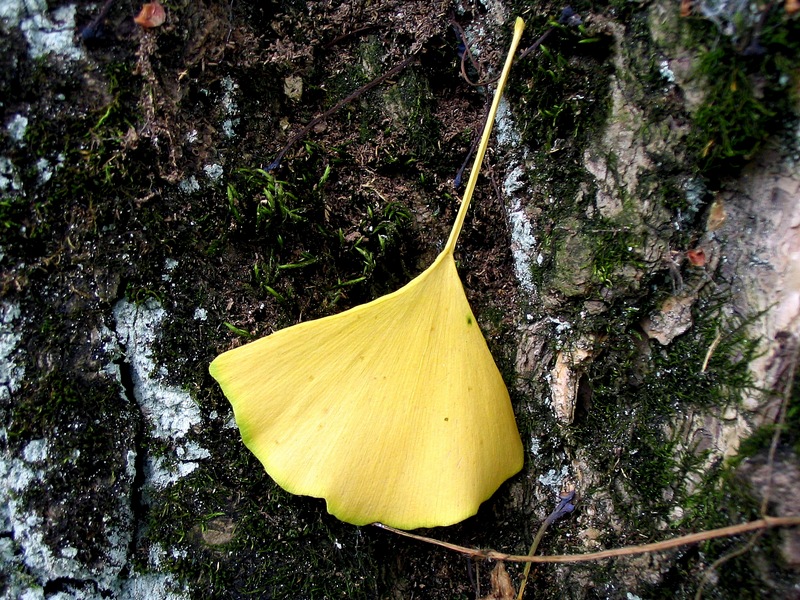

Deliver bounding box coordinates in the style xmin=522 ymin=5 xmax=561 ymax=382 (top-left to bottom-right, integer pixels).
xmin=1 ymin=1 xmax=799 ymax=598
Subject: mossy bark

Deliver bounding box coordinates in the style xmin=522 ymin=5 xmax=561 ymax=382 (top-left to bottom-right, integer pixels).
xmin=1 ymin=1 xmax=798 ymax=599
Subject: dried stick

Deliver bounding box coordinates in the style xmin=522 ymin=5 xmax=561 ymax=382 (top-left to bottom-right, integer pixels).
xmin=374 ymin=516 xmax=800 ymax=564
xmin=516 ymin=491 xmax=575 ymax=599
xmin=267 ymin=52 xmax=420 ymax=170
xmin=694 ymin=531 xmax=764 ymax=600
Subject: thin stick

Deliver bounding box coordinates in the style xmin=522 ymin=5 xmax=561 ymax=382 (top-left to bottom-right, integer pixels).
xmin=374 ymin=516 xmax=800 ymax=564
xmin=267 ymin=52 xmax=419 ymax=171
xmin=515 ymin=517 xmax=552 ymax=599
xmin=700 ymin=330 xmax=721 ymax=372
xmin=694 ymin=343 xmax=800 ymax=598
xmin=453 ymin=101 xmax=490 ymax=189
xmin=694 ymin=531 xmax=763 ymax=600
xmin=762 ymin=345 xmax=798 ymax=514
xmin=516 ymin=491 xmax=575 ymax=599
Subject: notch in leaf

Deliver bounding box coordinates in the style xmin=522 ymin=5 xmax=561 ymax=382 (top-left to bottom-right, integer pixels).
xmin=210 ymin=18 xmax=526 ymax=530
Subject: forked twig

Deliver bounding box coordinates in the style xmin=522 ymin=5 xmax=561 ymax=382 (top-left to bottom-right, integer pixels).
xmin=375 ymin=516 xmax=800 ymax=564
xmin=516 ymin=491 xmax=575 ymax=599
xmin=694 ymin=531 xmax=764 ymax=600
xmin=761 ymin=344 xmax=798 ymax=515
xmin=452 ymin=8 xmax=581 ymax=188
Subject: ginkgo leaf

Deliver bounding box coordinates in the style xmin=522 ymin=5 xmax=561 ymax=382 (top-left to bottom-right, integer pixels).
xmin=210 ymin=17 xmax=526 ymax=530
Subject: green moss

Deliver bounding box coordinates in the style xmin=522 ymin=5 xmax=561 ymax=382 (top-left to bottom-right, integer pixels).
xmin=549 ymin=223 xmax=595 ymax=297
xmin=226 ymin=167 xmax=308 ymax=240
xmin=508 ymin=8 xmax=614 ymax=155
xmin=3 ymin=59 xmax=146 ymax=266
xmin=687 ymin=7 xmax=800 ymax=176
xmin=573 ymin=293 xmax=759 ymax=514
xmin=736 ymin=366 xmax=800 ymax=462
xmin=8 ymin=370 xmax=138 ymax=564
xmin=498 ymin=12 xmax=790 ymax=594
xmin=542 ymin=214 xmax=648 ymax=302
xmin=691 ymin=47 xmax=774 ymax=168
xmin=382 ymin=68 xmax=440 ymax=159
xmin=530 ymin=286 xmax=787 ymax=598
xmin=653 ymin=463 xmax=785 ymax=599
xmin=9 ymin=372 xmax=87 ymax=445
xmin=144 ymin=435 xmax=385 ymax=598
xmin=502 ymin=8 xmax=617 ymax=306
xmin=589 ymin=222 xmax=646 ymax=292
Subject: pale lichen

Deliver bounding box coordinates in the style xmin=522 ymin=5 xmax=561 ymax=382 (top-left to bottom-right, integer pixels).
xmin=112 ymin=298 xmax=209 ymax=489
xmin=0 ymin=302 xmax=23 ymax=402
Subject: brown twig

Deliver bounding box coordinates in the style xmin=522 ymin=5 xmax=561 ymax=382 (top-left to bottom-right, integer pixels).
xmin=80 ymin=0 xmax=117 ymax=40
xmin=324 ymin=25 xmax=382 ymax=49
xmin=452 ymin=13 xmax=571 ymax=188
xmin=375 ymin=516 xmax=800 ymax=564
xmin=450 ymin=19 xmax=483 ymax=74
xmin=694 ymin=531 xmax=764 ymax=600
xmin=450 ymin=17 xmax=556 ymax=88
xmin=517 ymin=491 xmax=575 ymax=599
xmin=694 ymin=341 xmax=799 ymax=599
xmin=267 ymin=51 xmax=420 ymax=170
xmin=761 ymin=343 xmax=798 ymax=515
xmin=700 ymin=330 xmax=721 ymax=372
xmin=516 ymin=28 xmax=555 ymax=62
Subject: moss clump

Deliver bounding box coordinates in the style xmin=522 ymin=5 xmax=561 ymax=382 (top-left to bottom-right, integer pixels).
xmin=213 ymin=160 xmax=418 ymax=319
xmin=539 ymin=290 xmax=780 ymax=598
xmin=574 ymin=293 xmax=759 ymax=512
xmin=549 ymin=221 xmax=596 ymax=297
xmin=144 ymin=461 xmax=383 ymax=599
xmin=736 ymin=364 xmax=800 ymax=462
xmin=225 ymin=167 xmax=310 ymax=245
xmin=687 ymin=6 xmax=800 ymax=175
xmin=652 ymin=459 xmax=792 ymax=600
xmin=382 ymin=67 xmax=441 ymax=160
xmin=508 ymin=7 xmax=615 ymax=151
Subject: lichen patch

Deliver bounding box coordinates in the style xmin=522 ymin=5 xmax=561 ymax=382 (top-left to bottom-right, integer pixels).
xmin=19 ymin=3 xmax=84 ymax=62
xmin=113 ymin=299 xmax=203 ymax=442
xmin=0 ymin=302 xmax=23 ymax=403
xmin=112 ymin=299 xmax=208 ymax=491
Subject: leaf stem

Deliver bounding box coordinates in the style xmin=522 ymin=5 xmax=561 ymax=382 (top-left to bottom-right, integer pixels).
xmin=443 ymin=17 xmax=526 ymax=255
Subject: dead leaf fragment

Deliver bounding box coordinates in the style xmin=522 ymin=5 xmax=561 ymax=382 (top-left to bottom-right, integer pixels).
xmin=641 ymin=294 xmax=696 ymax=345
xmin=479 ymin=562 xmax=516 ymax=600
xmin=707 ymin=198 xmax=726 ymax=232
xmin=284 ymin=75 xmax=303 ymax=101
xmin=201 ymin=517 xmax=235 ymax=546
xmin=686 ymin=248 xmax=706 ymax=267
xmin=134 ymin=2 xmax=166 ymax=28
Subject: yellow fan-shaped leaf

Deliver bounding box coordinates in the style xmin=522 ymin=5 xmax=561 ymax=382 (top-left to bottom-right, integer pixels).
xmin=210 ymin=17 xmax=527 ymax=529
xmin=210 ymin=252 xmax=522 ymax=528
